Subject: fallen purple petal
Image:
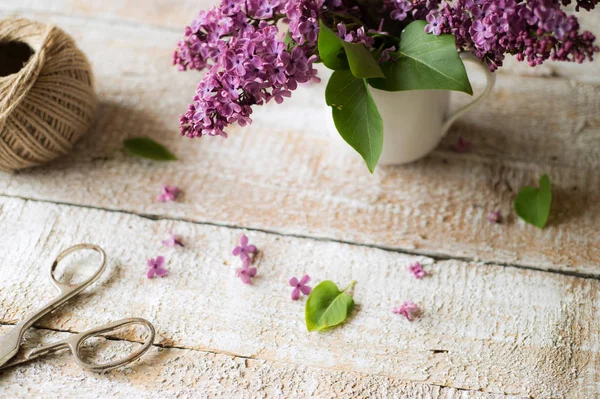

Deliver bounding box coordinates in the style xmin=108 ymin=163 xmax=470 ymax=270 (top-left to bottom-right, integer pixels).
xmin=392 ymin=301 xmax=421 ymax=321
xmin=487 ymin=210 xmax=501 ymax=223
xmin=289 ymin=274 xmax=311 ymax=300
xmin=450 ymin=136 xmax=472 ymax=153
xmin=147 ymin=256 xmax=168 ymax=279
xmin=407 ymin=262 xmax=428 ymax=279
xmin=232 ymin=234 xmax=257 ymax=263
xmin=236 ymin=261 xmax=257 ymax=285
xmin=162 ymin=230 xmax=185 ymax=247
xmin=157 ymin=185 xmax=180 ymax=202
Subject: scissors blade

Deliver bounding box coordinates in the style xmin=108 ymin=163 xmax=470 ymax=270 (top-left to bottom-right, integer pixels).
xmin=0 ymin=328 xmax=22 ymax=369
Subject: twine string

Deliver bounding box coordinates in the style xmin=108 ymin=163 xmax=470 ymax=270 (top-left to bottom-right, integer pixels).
xmin=0 ymin=18 xmax=96 ymax=170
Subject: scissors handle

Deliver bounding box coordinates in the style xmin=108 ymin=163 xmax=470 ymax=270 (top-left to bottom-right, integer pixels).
xmin=1 ymin=318 xmax=155 ymax=372
xmin=15 ymin=244 xmax=106 ymax=341
xmin=71 ymin=318 xmax=156 ymax=371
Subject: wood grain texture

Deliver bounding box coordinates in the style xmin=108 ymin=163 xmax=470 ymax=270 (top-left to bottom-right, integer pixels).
xmin=0 ymin=327 xmax=520 ymax=399
xmin=0 ymin=3 xmax=598 ymax=398
xmin=0 ymin=12 xmax=598 ymax=274
xmin=0 ymin=197 xmax=598 ymax=398
xmin=1 ymin=0 xmax=598 ymax=81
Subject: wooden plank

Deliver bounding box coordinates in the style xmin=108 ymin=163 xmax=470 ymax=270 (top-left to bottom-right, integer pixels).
xmin=0 ymin=197 xmax=598 ymax=398
xmin=2 ymin=0 xmax=599 ymax=81
xmin=0 ymin=327 xmax=518 ymax=399
xmin=0 ymin=12 xmax=598 ymax=274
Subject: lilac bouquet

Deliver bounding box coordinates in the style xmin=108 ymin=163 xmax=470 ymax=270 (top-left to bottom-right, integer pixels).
xmin=173 ymin=0 xmax=597 ymax=171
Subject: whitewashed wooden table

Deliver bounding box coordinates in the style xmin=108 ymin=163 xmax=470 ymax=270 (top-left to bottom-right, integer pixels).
xmin=1 ymin=2 xmax=599 ymax=398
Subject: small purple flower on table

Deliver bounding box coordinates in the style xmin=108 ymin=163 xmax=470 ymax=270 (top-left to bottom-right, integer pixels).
xmin=487 ymin=210 xmax=501 ymax=223
xmin=147 ymin=256 xmax=168 ymax=279
xmin=236 ymin=259 xmax=257 ymax=285
xmin=450 ymin=136 xmax=472 ymax=153
xmin=157 ymin=185 xmax=180 ymax=202
xmin=392 ymin=301 xmax=421 ymax=321
xmin=289 ymin=274 xmax=312 ymax=300
xmin=162 ymin=230 xmax=184 ymax=247
xmin=407 ymin=262 xmax=428 ymax=279
xmin=232 ymin=234 xmax=257 ymax=263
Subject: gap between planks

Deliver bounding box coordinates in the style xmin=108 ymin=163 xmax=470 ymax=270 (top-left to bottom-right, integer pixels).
xmin=1 ymin=195 xmax=598 ymax=397
xmin=2 ymin=192 xmax=600 ymax=282
xmin=0 ymin=323 xmax=518 ymax=398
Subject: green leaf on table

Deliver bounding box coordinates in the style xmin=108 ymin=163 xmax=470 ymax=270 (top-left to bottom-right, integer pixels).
xmin=317 ymin=20 xmax=383 ymax=78
xmin=305 ymin=280 xmax=356 ymax=332
xmin=368 ymin=20 xmax=472 ymax=94
xmin=325 ymin=70 xmax=383 ymax=173
xmin=123 ymin=137 xmax=177 ymax=161
xmin=318 ymin=21 xmax=348 ymax=70
xmin=514 ymin=175 xmax=552 ymax=229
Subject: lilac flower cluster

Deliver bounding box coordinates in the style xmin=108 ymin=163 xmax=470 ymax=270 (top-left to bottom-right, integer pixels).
xmin=174 ymin=0 xmax=598 ymax=138
xmin=174 ymin=0 xmax=320 ymax=138
xmin=233 ymin=234 xmax=258 ymax=284
xmin=426 ymin=0 xmax=598 ymax=70
xmin=386 ymin=0 xmax=442 ymax=23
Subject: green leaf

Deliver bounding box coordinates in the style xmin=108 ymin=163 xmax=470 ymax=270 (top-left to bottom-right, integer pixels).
xmin=123 ymin=137 xmax=177 ymax=161
xmin=326 ymin=70 xmax=383 ymax=173
xmin=368 ymin=20 xmax=472 ymax=94
xmin=317 ymin=20 xmax=383 ymax=78
xmin=305 ymin=281 xmax=356 ymax=332
xmin=284 ymin=30 xmax=294 ymax=50
xmin=514 ymin=175 xmax=552 ymax=229
xmin=318 ymin=21 xmax=348 ymax=70
xmin=342 ymin=41 xmax=385 ymax=78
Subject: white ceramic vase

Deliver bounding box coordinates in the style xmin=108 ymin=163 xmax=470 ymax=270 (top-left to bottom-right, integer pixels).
xmin=370 ymin=53 xmax=496 ymax=165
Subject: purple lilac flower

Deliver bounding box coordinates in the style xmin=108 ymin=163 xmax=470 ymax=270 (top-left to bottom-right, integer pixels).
xmin=450 ymin=136 xmax=472 ymax=153
xmin=173 ymin=0 xmax=598 ymax=140
xmin=380 ymin=46 xmax=397 ymax=62
xmin=487 ymin=210 xmax=501 ymax=223
xmin=429 ymin=0 xmax=598 ymax=71
xmin=385 ymin=0 xmax=443 ymax=21
xmin=407 ymin=262 xmax=428 ymax=279
xmin=337 ymin=23 xmax=355 ymax=42
xmin=392 ymin=301 xmax=421 ymax=321
xmin=162 ymin=230 xmax=184 ymax=247
xmin=232 ymin=234 xmax=257 ymax=263
xmin=147 ymin=256 xmax=168 ymax=279
xmin=236 ymin=258 xmax=257 ymax=284
xmin=176 ymin=21 xmax=319 ymax=138
xmin=425 ymin=12 xmax=444 ymax=35
xmin=289 ymin=274 xmax=312 ymax=300
xmin=157 ymin=185 xmax=180 ymax=202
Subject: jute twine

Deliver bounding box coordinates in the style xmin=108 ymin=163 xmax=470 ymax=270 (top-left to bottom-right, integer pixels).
xmin=0 ymin=18 xmax=96 ymax=171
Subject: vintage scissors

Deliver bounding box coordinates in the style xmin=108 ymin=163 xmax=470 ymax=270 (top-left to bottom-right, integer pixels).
xmin=0 ymin=244 xmax=155 ymax=372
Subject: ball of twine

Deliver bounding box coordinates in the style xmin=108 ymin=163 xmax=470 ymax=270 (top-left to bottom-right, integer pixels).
xmin=0 ymin=18 xmax=96 ymax=171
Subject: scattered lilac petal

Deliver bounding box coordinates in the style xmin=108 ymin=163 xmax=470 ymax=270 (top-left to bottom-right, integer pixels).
xmin=162 ymin=230 xmax=185 ymax=247
xmin=487 ymin=210 xmax=501 ymax=223
xmin=232 ymin=234 xmax=257 ymax=263
xmin=407 ymin=262 xmax=428 ymax=279
xmin=147 ymin=256 xmax=168 ymax=279
xmin=289 ymin=274 xmax=311 ymax=300
xmin=392 ymin=301 xmax=421 ymax=321
xmin=450 ymin=136 xmax=472 ymax=153
xmin=236 ymin=260 xmax=257 ymax=285
xmin=157 ymin=185 xmax=180 ymax=202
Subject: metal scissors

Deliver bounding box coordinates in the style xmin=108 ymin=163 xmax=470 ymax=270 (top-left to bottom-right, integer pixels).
xmin=0 ymin=244 xmax=155 ymax=372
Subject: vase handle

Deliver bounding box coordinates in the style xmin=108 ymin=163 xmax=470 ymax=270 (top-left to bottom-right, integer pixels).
xmin=441 ymin=53 xmax=496 ymax=136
